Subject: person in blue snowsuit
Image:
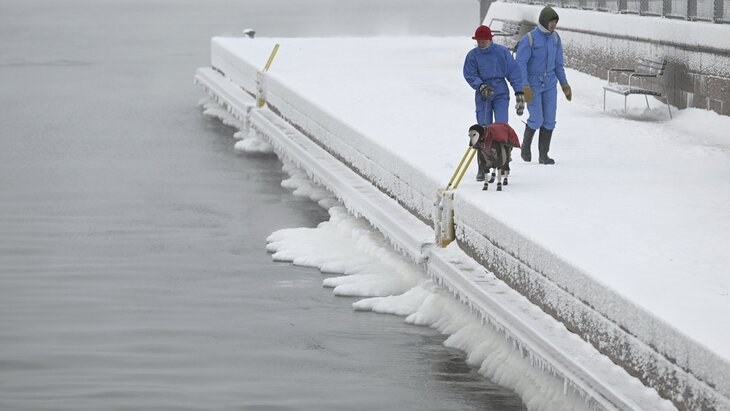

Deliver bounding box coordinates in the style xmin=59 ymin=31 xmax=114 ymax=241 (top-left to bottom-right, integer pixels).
xmin=463 ymin=25 xmax=527 ymax=181
xmin=515 ymin=6 xmax=572 ymax=165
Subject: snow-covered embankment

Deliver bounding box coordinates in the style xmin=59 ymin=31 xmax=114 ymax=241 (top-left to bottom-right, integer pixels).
xmin=194 ymin=36 xmax=727 ymax=410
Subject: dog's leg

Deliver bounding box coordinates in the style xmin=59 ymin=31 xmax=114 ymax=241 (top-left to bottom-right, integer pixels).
xmin=488 ymin=168 xmax=496 ymax=184
xmin=496 ymin=168 xmax=502 ymax=191
xmin=503 ymin=168 xmax=509 ymax=186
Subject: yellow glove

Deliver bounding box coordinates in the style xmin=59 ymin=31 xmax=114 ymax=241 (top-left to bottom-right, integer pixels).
xmin=562 ymin=83 xmax=572 ymax=101
xmin=522 ymin=85 xmax=534 ymax=103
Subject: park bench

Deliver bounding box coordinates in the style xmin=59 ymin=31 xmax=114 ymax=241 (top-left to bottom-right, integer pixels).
xmin=603 ymin=57 xmax=672 ymax=119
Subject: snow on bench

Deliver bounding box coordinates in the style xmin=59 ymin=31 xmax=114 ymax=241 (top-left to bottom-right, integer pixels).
xmin=603 ymin=57 xmax=672 ymax=119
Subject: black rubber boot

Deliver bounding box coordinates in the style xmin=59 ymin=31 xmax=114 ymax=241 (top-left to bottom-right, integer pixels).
xmin=521 ymin=126 xmax=536 ymax=162
xmin=476 ymin=150 xmax=487 ymax=181
xmin=538 ymin=127 xmax=555 ymax=165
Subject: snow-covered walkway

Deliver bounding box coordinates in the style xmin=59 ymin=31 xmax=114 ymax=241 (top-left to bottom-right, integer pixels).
xmin=196 ymin=33 xmax=730 ymax=409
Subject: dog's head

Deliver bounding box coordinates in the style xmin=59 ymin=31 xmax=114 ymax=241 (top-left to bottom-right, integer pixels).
xmin=468 ymin=124 xmax=484 ymax=148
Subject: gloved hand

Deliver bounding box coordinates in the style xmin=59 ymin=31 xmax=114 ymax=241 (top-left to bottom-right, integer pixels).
xmin=515 ymin=92 xmax=526 ymax=116
xmin=479 ymin=83 xmax=494 ymax=101
xmin=522 ymin=85 xmax=534 ymax=103
xmin=562 ymin=83 xmax=572 ymax=101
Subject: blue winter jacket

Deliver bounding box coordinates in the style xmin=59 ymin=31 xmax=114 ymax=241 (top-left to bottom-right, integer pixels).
xmin=515 ymin=27 xmax=568 ymax=89
xmin=463 ymin=43 xmax=523 ymax=97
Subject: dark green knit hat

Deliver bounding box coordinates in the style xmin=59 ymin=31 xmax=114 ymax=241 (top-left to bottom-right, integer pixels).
xmin=538 ymin=6 xmax=559 ymax=28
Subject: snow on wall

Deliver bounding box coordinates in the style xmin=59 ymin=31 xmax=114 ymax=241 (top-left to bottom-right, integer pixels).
xmin=211 ymin=38 xmax=439 ymax=223
xmin=265 ymin=83 xmax=438 ymax=221
xmin=452 ymin=199 xmax=726 ymax=410
xmin=486 ymin=2 xmax=730 ymax=52
xmin=211 ymin=39 xmax=260 ymax=95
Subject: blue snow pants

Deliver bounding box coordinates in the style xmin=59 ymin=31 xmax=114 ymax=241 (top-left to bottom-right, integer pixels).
xmin=475 ymin=92 xmax=509 ymax=126
xmin=526 ymin=73 xmax=558 ymax=130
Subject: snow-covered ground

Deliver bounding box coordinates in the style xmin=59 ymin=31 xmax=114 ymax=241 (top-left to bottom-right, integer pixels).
xmin=197 ymin=22 xmax=730 ymax=409
xmin=210 ymin=33 xmax=730 ymax=355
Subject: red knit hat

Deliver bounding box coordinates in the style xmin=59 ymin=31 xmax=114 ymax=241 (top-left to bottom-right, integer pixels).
xmin=472 ymin=25 xmax=493 ymax=41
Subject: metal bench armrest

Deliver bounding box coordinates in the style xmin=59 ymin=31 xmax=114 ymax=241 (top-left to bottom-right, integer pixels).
xmin=607 ymin=68 xmax=635 ymax=83
xmin=629 ymin=73 xmax=660 ymax=78
xmin=628 ymin=72 xmax=660 ymax=89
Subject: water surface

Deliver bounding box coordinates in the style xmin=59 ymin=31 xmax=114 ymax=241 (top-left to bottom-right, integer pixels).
xmin=0 ymin=1 xmax=525 ymax=409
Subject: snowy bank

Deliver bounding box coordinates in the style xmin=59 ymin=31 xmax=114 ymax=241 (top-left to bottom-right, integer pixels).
xmin=196 ymin=78 xmax=675 ymax=411
xmin=196 ymin=36 xmax=730 ymax=410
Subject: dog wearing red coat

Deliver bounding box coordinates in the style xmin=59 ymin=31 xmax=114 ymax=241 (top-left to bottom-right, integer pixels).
xmin=468 ymin=122 xmax=521 ymax=191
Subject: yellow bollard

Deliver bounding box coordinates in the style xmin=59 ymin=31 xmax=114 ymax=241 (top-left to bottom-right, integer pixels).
xmin=452 ymin=148 xmax=477 ymax=190
xmin=445 ymin=147 xmax=473 ymax=191
xmin=437 ymin=146 xmax=477 ymax=248
xmin=257 ymin=43 xmax=280 ymax=108
xmin=263 ymin=43 xmax=280 ymax=72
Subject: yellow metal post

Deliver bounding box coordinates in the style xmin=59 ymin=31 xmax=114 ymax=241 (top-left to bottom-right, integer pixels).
xmin=452 ymin=149 xmax=476 ymax=190
xmin=437 ymin=145 xmax=477 ymax=248
xmin=257 ymin=43 xmax=280 ymax=108
xmin=445 ymin=147 xmax=473 ymax=191
xmin=263 ymin=43 xmax=280 ymax=72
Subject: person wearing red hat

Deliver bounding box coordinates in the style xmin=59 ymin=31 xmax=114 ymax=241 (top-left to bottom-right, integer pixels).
xmin=463 ymin=25 xmax=529 ymax=181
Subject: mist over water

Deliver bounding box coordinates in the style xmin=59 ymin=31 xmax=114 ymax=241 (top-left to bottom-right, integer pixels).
xmin=0 ymin=1 xmax=525 ymax=409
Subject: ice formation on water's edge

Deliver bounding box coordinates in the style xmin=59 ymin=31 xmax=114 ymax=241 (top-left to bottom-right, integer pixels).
xmin=198 ymin=94 xmax=678 ymax=411
xmin=266 ymin=166 xmax=600 ymax=411
xmin=203 ymin=97 xmax=595 ymax=409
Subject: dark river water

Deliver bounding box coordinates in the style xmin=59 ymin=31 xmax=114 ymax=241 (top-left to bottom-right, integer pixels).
xmin=0 ymin=1 xmax=525 ymax=409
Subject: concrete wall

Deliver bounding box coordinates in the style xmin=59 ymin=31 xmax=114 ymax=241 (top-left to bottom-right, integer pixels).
xmin=562 ymin=28 xmax=730 ymax=115
xmin=486 ymin=1 xmax=730 ymax=116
